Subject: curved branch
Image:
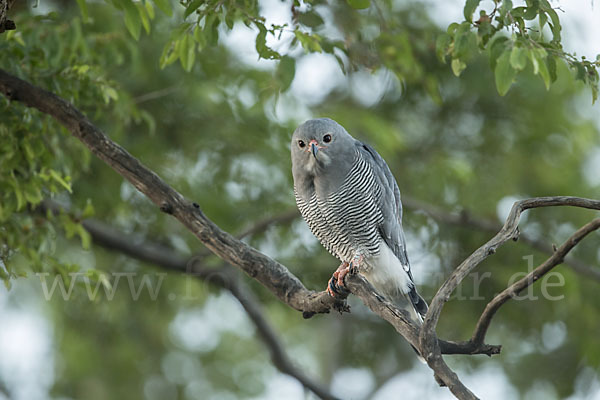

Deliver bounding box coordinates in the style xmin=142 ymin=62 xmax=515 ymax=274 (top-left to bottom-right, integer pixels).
xmin=419 ymin=197 xmax=600 ymax=397
xmin=423 ymin=197 xmax=600 ymax=338
xmin=470 ymin=218 xmax=600 ymax=346
xmin=0 ymin=68 xmax=340 ymax=316
xmin=403 ymin=196 xmax=600 ymax=282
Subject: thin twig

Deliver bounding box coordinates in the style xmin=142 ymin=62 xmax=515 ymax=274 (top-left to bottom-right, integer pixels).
xmin=470 ymin=218 xmax=600 ymax=346
xmin=237 ymin=209 xmax=299 ymax=239
xmin=419 ymin=197 xmax=600 ymax=399
xmin=402 ymin=196 xmax=600 ymax=282
xmin=133 ymin=86 xmax=180 ymax=104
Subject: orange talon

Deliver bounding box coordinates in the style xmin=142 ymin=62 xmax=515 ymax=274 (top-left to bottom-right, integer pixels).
xmin=327 ymin=262 xmax=350 ymax=297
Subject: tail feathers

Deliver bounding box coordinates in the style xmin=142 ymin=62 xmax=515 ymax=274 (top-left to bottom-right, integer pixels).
xmin=408 ymin=285 xmax=428 ymax=321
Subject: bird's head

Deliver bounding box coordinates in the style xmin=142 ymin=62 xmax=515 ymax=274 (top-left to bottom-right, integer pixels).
xmin=291 ymin=118 xmax=356 ymax=178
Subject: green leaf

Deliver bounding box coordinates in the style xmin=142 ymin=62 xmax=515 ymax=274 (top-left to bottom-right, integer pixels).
xmin=145 ymin=0 xmax=155 ymax=19
xmin=82 ymin=199 xmax=95 ymax=219
xmin=76 ymin=0 xmax=89 ymax=22
xmin=511 ymin=7 xmax=525 ymax=18
xmin=159 ymin=41 xmax=178 ymax=69
xmin=23 ymin=184 xmax=43 ymax=205
xmin=49 ymin=169 xmax=73 ymax=193
xmin=136 ymin=2 xmax=151 ymax=34
xmin=523 ymin=0 xmax=539 ymax=20
xmin=347 ymin=0 xmax=370 ymax=9
xmin=101 ymin=86 xmax=119 ymax=104
xmin=499 ymin=0 xmax=513 ymax=24
xmin=152 ymin=0 xmax=173 ymax=16
xmin=184 ymin=0 xmax=204 ymax=19
xmin=298 ymin=11 xmax=325 ymax=28
xmin=537 ymin=57 xmax=550 ymax=89
xmin=489 ymin=36 xmax=509 ymax=69
xmin=546 ymin=54 xmax=557 ymax=83
xmin=204 ymin=14 xmax=220 ymax=46
xmin=179 ymin=34 xmax=189 ymax=70
xmin=451 ymin=58 xmax=467 ymax=76
xmin=76 ymin=224 xmax=91 ymax=250
xmin=509 ymin=46 xmax=527 ymax=71
xmin=255 ymin=24 xmax=281 ymax=59
xmin=463 ymin=0 xmax=481 ymax=22
xmin=530 ymin=48 xmax=550 ymax=90
xmin=542 ymin=1 xmax=561 ymax=41
xmin=539 ymin=11 xmax=547 ymax=30
xmin=495 ymin=50 xmax=517 ymax=95
xmin=179 ymin=34 xmax=196 ymax=72
xmin=193 ymin=25 xmax=206 ymax=49
xmin=276 ymin=56 xmax=296 ymax=91
xmin=452 ymin=22 xmax=477 ymax=60
xmin=436 ymin=33 xmax=451 ymax=63
xmin=573 ymin=62 xmax=586 ymax=81
xmin=294 ymin=30 xmax=322 ymax=53
xmin=121 ymin=0 xmax=142 ymax=40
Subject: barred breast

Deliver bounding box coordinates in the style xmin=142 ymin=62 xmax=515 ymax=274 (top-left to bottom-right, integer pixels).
xmin=295 ymin=151 xmax=384 ymax=262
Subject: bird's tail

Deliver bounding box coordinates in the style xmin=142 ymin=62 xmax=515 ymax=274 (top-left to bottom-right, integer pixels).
xmin=407 ymin=284 xmax=428 ymax=323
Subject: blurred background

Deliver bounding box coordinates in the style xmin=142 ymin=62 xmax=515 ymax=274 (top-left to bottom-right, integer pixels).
xmin=1 ymin=0 xmax=599 ymax=399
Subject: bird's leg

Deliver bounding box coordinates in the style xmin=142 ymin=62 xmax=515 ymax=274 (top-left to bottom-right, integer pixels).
xmin=327 ymin=261 xmax=350 ymax=298
xmin=327 ymin=253 xmax=364 ymax=297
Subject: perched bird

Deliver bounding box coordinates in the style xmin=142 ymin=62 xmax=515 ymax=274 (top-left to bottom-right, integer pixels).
xmin=291 ymin=118 xmax=428 ymax=325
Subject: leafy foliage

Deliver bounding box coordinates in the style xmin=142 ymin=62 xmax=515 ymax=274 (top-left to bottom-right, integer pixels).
xmin=437 ymin=0 xmax=600 ymax=101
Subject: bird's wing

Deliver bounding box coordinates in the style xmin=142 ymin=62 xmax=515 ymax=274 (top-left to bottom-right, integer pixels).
xmin=356 ymin=141 xmax=414 ymax=280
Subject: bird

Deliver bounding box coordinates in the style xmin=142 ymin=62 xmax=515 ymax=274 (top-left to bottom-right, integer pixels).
xmin=291 ymin=118 xmax=428 ymax=326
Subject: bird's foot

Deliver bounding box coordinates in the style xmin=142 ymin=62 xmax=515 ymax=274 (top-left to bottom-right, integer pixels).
xmin=327 ymin=262 xmax=351 ymax=298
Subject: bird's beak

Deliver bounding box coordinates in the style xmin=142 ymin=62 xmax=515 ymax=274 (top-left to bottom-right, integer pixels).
xmin=310 ymin=142 xmax=318 ymax=158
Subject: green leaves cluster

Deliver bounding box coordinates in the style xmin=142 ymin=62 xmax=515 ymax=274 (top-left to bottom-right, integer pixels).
xmin=437 ymin=0 xmax=600 ymax=101
xmin=0 ymin=11 xmax=149 ymax=287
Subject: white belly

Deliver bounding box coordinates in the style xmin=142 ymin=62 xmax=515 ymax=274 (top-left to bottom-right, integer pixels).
xmin=360 ymin=240 xmax=411 ymax=297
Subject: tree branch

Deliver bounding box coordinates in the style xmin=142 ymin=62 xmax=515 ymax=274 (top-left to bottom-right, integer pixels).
xmin=0 ymin=0 xmax=17 ymax=33
xmin=470 ymin=218 xmax=600 ymax=346
xmin=419 ymin=197 xmax=600 ymax=398
xmin=0 ymin=68 xmax=341 ymax=316
xmin=402 ymin=196 xmax=600 ymax=282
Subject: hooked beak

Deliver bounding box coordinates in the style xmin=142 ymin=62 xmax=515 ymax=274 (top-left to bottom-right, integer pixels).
xmin=310 ymin=142 xmax=318 ymax=158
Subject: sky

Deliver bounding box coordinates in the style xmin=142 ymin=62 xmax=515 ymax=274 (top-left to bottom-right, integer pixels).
xmin=1 ymin=1 xmax=600 ymax=400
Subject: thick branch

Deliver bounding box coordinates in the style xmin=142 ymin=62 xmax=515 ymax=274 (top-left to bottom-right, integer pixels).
xmin=0 ymin=68 xmax=340 ymax=316
xmin=471 ymin=218 xmax=600 ymax=346
xmin=403 ymin=196 xmax=600 ymax=282
xmin=0 ymin=0 xmax=17 ymax=33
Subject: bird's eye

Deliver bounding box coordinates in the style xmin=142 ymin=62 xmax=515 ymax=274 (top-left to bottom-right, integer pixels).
xmin=298 ymin=140 xmax=306 ymax=148
xmin=323 ymin=134 xmax=332 ymax=143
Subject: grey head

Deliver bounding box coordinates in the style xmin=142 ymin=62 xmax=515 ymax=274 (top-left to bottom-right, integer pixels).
xmin=291 ymin=118 xmax=358 ymax=198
